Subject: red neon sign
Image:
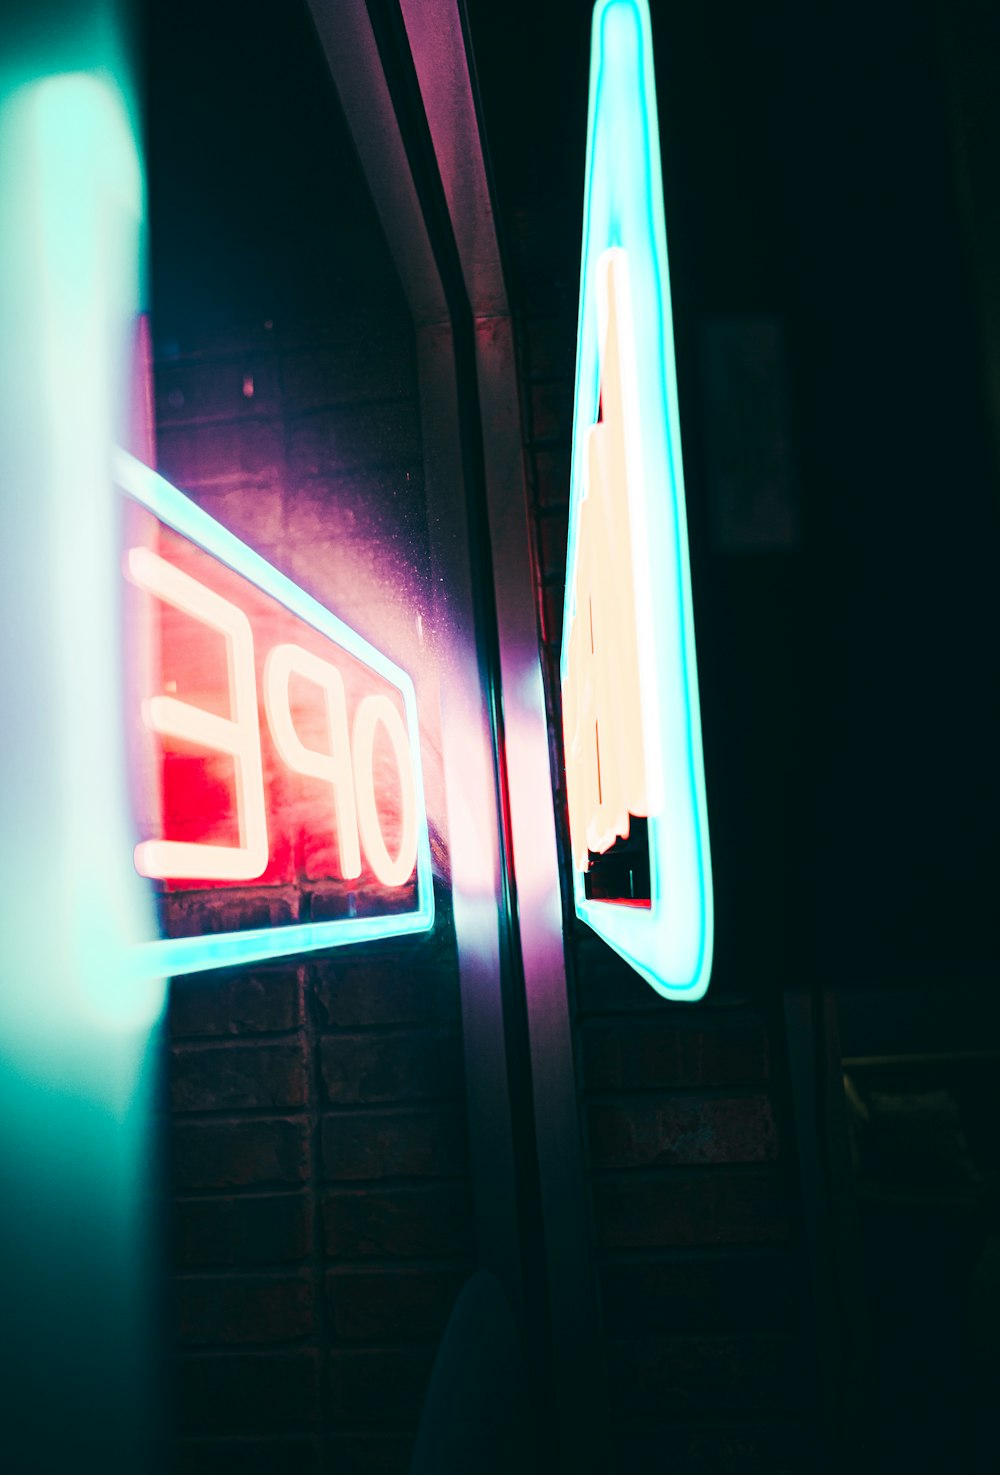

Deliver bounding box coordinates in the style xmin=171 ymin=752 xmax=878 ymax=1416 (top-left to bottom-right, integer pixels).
xmin=126 ymin=508 xmax=422 ymax=921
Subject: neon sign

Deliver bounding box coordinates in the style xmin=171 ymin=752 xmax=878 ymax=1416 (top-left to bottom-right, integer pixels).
xmin=118 ymin=450 xmax=434 ymax=976
xmin=561 ymin=0 xmax=713 ymax=1000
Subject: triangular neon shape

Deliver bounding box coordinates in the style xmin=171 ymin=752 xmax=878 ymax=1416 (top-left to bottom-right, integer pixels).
xmin=561 ymin=0 xmax=713 ymax=1000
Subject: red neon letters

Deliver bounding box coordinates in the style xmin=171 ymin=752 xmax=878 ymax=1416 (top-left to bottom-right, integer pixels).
xmin=127 ymin=517 xmax=419 ymax=897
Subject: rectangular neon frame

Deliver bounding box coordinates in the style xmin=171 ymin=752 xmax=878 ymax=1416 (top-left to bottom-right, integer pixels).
xmin=561 ymin=0 xmax=713 ymax=1000
xmin=117 ymin=449 xmax=435 ymax=977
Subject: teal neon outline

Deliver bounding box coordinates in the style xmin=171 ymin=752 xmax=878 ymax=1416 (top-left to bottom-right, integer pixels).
xmin=116 ymin=449 xmax=435 ymax=977
xmin=561 ymin=0 xmax=713 ymax=1000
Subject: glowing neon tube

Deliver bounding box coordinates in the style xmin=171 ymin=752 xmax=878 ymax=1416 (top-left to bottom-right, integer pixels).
xmin=561 ymin=0 xmax=713 ymax=1000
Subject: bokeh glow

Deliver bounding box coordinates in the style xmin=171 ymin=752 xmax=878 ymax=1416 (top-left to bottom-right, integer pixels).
xmin=0 ymin=20 xmax=166 ymax=1469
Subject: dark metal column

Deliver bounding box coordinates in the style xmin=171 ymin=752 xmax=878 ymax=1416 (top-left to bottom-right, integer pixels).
xmin=306 ymin=2 xmax=611 ymax=1470
xmin=306 ymin=0 xmax=526 ymax=1352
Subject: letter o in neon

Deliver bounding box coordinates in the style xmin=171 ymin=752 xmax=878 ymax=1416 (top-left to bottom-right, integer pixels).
xmin=352 ymin=695 xmax=418 ymax=887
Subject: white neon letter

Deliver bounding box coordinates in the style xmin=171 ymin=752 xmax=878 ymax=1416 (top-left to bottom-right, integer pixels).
xmin=128 ymin=546 xmax=268 ymax=881
xmin=563 ymin=247 xmax=662 ymax=871
xmin=352 ymin=695 xmax=418 ymax=887
xmin=263 ymin=643 xmax=362 ymax=880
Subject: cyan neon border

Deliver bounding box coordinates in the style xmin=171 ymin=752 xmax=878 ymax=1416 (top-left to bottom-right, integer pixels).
xmin=116 ymin=448 xmax=435 ymax=977
xmin=561 ymin=0 xmax=713 ymax=1000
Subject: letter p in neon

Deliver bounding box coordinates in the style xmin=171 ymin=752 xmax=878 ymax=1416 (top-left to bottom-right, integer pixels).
xmin=263 ymin=643 xmax=362 ymax=881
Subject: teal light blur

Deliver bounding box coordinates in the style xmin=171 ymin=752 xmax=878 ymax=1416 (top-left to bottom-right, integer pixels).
xmin=0 ymin=4 xmax=165 ymax=1468
xmin=117 ymin=449 xmax=436 ymax=976
xmin=561 ymin=0 xmax=714 ymax=1000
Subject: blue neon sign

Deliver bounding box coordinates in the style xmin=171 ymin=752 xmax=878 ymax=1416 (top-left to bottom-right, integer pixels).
xmin=561 ymin=0 xmax=713 ymax=1000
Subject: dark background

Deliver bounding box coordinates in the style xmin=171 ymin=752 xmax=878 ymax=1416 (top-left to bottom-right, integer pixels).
xmin=466 ymin=0 xmax=1000 ymax=995
xmin=463 ymin=5 xmax=1000 ymax=1470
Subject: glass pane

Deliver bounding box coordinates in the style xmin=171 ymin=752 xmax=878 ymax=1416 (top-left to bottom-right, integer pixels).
xmin=146 ymin=3 xmax=476 ymax=1470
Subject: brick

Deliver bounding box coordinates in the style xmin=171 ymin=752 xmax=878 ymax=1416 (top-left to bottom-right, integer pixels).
xmin=321 ymin=1109 xmax=467 ymax=1181
xmin=172 ymin=1119 xmax=309 ymax=1190
xmin=529 ymin=379 xmax=573 ymax=442
xmin=614 ymin=1422 xmax=814 ymax=1475
xmin=532 ymin=446 xmax=571 ymax=508
xmin=154 ymin=319 xmax=276 ymax=363
xmin=538 ymin=512 xmax=568 ymax=582
xmin=170 ymin=967 xmax=301 ymax=1038
xmin=324 ymin=1434 xmax=411 ymax=1475
xmin=593 ymin=1170 xmax=789 ymax=1249
xmin=173 ymin=1195 xmax=312 ymax=1268
xmin=157 ymin=419 xmax=284 ymax=489
xmin=285 ymin=250 xmax=413 ymax=339
xmin=305 ymin=880 xmax=417 ymax=922
xmin=282 ymin=538 xmax=383 ymax=624
xmin=573 ymin=929 xmax=664 ymax=1015
xmin=328 ymin=1349 xmax=434 ymax=1425
xmin=524 ymin=317 xmax=575 ymax=382
xmin=582 ymin=1015 xmax=770 ymax=1090
xmin=326 ymin=1267 xmax=466 ymax=1343
xmin=319 ymin=1031 xmax=462 ymax=1106
xmin=171 ymin=1043 xmax=308 ymax=1113
xmin=163 ymin=890 xmax=298 ymax=939
xmin=606 ymin=1333 xmax=807 ymax=1418
xmin=174 ymin=1437 xmax=321 ymax=1475
xmin=599 ymin=1254 xmax=797 ymax=1335
xmin=284 ymin=475 xmax=377 ymax=547
xmin=573 ymin=929 xmax=753 ymax=1015
xmin=311 ymin=955 xmax=458 ymax=1028
xmin=281 ymin=340 xmax=413 ymax=410
xmin=156 ymin=355 xmax=280 ymax=425
xmin=511 ymin=208 xmax=580 ymax=316
xmin=175 ymin=1274 xmax=315 ymax=1346
xmin=286 ymin=404 xmax=420 ymax=478
xmin=587 ymin=1094 xmax=778 ymax=1169
xmin=280 ymin=474 xmax=430 ymax=627
xmin=192 ymin=485 xmax=285 ymax=548
xmin=322 ymin=1184 xmax=473 ymax=1258
xmin=173 ymin=1351 xmax=319 ymax=1432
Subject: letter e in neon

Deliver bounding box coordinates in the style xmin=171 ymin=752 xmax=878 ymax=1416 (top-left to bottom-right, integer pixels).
xmin=128 ymin=546 xmax=269 ymax=881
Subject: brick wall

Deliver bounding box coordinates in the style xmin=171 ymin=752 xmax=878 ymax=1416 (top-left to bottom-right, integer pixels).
xmin=168 ymin=926 xmax=472 ymax=1475
xmin=513 ymin=205 xmax=823 ymax=1475
xmin=153 ymin=320 xmax=475 ymax=1475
